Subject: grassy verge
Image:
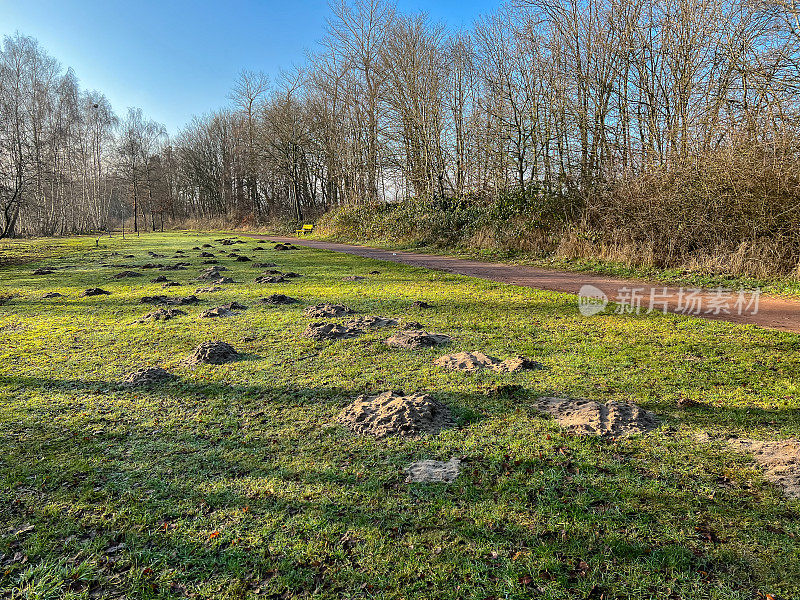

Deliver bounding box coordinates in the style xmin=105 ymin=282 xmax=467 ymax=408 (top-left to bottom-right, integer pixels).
xmin=1 ymin=232 xmax=798 ymax=599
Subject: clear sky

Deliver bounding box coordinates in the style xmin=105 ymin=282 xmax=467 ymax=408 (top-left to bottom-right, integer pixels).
xmin=1 ymin=0 xmax=499 ymax=136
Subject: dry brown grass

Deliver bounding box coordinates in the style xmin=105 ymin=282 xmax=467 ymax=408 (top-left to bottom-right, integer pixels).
xmin=466 ymin=217 xmax=555 ymax=256
xmin=575 ymin=137 xmax=800 ymax=278
xmin=554 ymin=229 xmax=657 ymax=269
xmin=553 ymin=230 xmax=799 ymax=279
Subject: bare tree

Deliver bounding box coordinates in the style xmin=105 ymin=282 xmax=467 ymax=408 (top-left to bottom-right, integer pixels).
xmin=117 ymin=107 xmax=166 ymax=234
xmin=230 ymin=69 xmax=270 ymax=217
xmin=325 ymin=0 xmax=395 ymax=203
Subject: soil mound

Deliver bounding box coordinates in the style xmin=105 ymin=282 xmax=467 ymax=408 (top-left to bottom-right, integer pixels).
xmin=235 ymin=255 xmax=251 ymax=262
xmin=199 ymin=302 xmax=247 ymax=318
xmin=728 ymin=438 xmax=800 ymax=498
xmin=402 ymin=320 xmax=425 ymax=329
xmin=344 ymin=316 xmax=399 ymax=328
xmin=197 ymin=266 xmax=228 ymax=280
xmin=33 ymin=268 xmax=55 ymax=275
xmin=406 ymin=458 xmax=461 ymax=483
xmin=136 ymin=308 xmax=187 ymax=322
xmin=260 ymin=294 xmax=298 ymax=305
xmin=304 ymin=303 xmax=354 ymax=318
xmin=434 ymin=352 xmax=543 ymax=373
xmin=223 ymin=301 xmax=247 ymax=310
xmin=342 ymin=275 xmax=365 ymax=281
xmin=337 ymin=391 xmax=453 ymax=438
xmin=122 ymin=367 xmax=175 ymax=386
xmin=189 ymin=340 xmax=240 ymax=364
xmin=113 ymin=270 xmax=142 ymax=279
xmin=434 ymin=351 xmax=499 ymax=371
xmin=140 ymin=295 xmax=199 ymax=306
xmin=303 ymin=322 xmax=363 ymax=340
xmin=140 ymin=295 xmax=170 ymax=305
xmin=534 ymin=397 xmax=658 ymax=437
xmin=81 ymin=288 xmax=111 ymax=297
xmin=255 ymin=275 xmax=285 ymax=284
xmin=384 ymin=330 xmax=451 ymax=349
xmin=159 ymin=264 xmax=188 ymax=271
xmin=255 ymin=262 xmax=277 ymax=268
xmin=497 ymin=356 xmax=544 ymax=372
xmin=199 ymin=307 xmax=233 ymax=318
xmin=151 ymin=275 xmax=169 ymax=283
xmin=42 ymin=292 xmax=62 ymax=298
xmin=412 ymin=301 xmax=433 ymax=309
xmin=200 ymin=252 xmax=214 ymax=257
xmin=196 ymin=286 xmax=222 ymax=293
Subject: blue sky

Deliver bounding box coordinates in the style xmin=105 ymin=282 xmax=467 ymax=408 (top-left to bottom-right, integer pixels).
xmin=1 ymin=0 xmax=498 ymax=135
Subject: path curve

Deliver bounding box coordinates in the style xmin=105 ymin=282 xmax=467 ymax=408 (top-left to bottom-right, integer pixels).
xmin=247 ymin=235 xmax=800 ymax=333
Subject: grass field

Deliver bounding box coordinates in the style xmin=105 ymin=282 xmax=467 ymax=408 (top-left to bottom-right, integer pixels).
xmin=1 ymin=231 xmax=798 ymax=599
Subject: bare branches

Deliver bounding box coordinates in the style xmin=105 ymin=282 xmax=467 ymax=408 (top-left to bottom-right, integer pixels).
xmin=5 ymin=0 xmax=800 ymax=242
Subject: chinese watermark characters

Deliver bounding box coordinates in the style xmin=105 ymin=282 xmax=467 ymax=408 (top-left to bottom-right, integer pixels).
xmin=577 ymin=284 xmax=760 ymax=317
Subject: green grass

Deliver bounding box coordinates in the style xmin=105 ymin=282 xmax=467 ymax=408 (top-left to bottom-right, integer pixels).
xmin=0 ymin=235 xmax=126 ymax=267
xmin=1 ymin=231 xmax=799 ymax=599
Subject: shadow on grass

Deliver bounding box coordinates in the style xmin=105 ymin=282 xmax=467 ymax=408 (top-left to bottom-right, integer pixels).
xmin=2 ymin=376 xmax=798 ymax=598
xmin=4 ymin=373 xmax=800 ymax=435
xmin=0 ymin=375 xmax=322 ymax=398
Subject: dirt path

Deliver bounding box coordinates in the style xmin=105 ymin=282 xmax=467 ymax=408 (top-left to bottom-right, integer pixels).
xmin=249 ymin=235 xmax=800 ymax=333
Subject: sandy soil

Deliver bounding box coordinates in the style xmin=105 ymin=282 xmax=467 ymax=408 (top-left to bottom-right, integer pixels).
xmin=535 ymin=397 xmax=659 ymax=437
xmin=337 ymin=391 xmax=453 ymax=438
xmin=728 ymin=438 xmax=800 ymax=499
